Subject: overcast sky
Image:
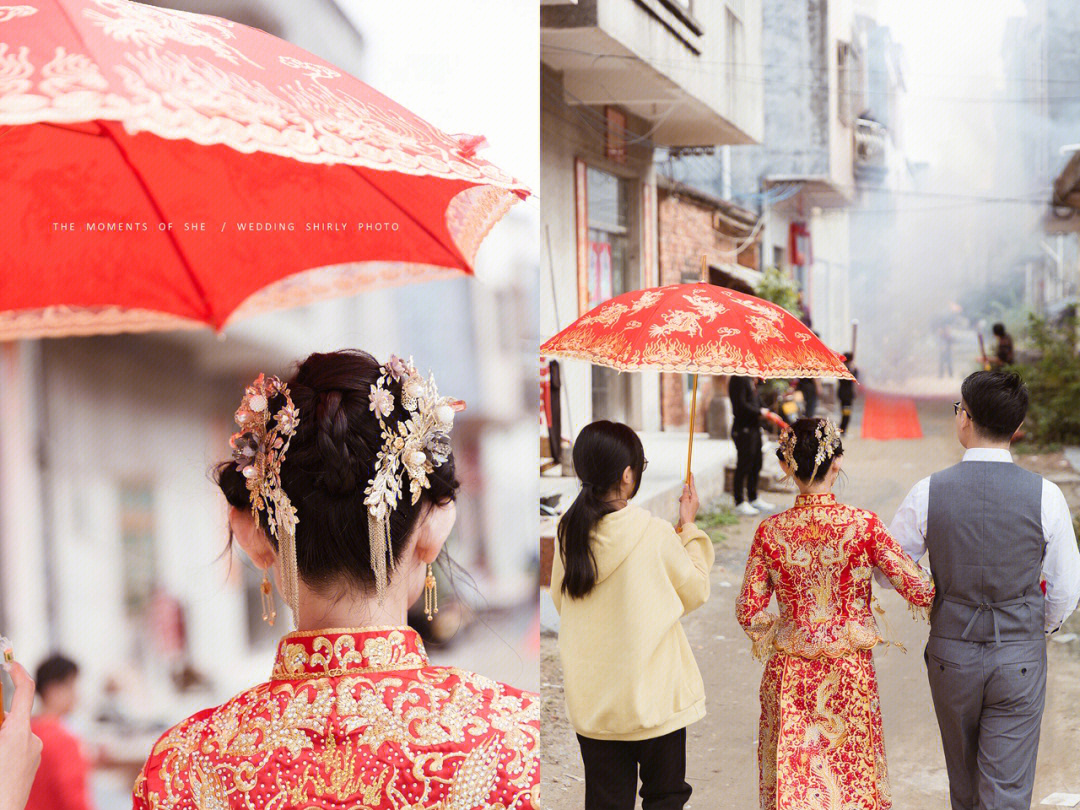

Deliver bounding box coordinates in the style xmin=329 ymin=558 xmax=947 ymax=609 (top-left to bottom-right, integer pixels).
xmin=337 ymin=0 xmax=539 ymax=192
xmin=878 ymin=0 xmax=1026 ymax=166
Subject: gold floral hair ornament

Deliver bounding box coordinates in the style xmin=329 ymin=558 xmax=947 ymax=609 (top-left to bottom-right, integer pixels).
xmin=229 ymin=374 xmax=301 ymax=626
xmin=779 ymin=417 xmax=842 ymax=482
xmin=810 ymin=418 xmax=843 ymax=482
xmin=779 ymin=427 xmax=798 ymax=477
xmin=364 ymin=356 xmax=463 ymax=603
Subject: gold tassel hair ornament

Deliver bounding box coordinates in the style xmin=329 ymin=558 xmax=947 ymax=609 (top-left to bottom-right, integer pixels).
xmin=364 ymin=356 xmax=462 ymax=604
xmin=230 ymin=374 xmax=300 ymax=627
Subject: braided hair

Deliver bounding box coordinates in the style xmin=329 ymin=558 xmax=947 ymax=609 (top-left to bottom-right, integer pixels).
xmin=216 ymin=350 xmax=459 ymax=593
xmin=777 ymin=417 xmax=844 ymax=484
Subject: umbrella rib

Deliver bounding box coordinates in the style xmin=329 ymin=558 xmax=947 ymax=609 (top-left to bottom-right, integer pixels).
xmin=345 ymin=166 xmax=470 ymax=272
xmin=97 ymin=123 xmax=213 ymax=323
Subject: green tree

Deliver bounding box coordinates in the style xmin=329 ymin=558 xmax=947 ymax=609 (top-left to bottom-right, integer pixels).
xmin=756 ymin=266 xmax=804 ymax=321
xmin=1012 ymin=315 xmax=1080 ymax=446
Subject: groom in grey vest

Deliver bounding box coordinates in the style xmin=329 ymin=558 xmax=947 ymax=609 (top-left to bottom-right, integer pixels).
xmin=888 ymin=370 xmax=1080 ymax=810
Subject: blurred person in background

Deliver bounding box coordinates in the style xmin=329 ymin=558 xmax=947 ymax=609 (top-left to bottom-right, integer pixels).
xmin=991 ymin=322 xmax=1015 ymax=366
xmin=132 ymin=350 xmax=539 ymax=809
xmin=551 ymin=421 xmax=712 ymax=810
xmin=730 ymin=376 xmax=776 ymax=516
xmin=796 ymin=376 xmax=820 ymax=418
xmin=24 ymin=655 xmax=94 ymax=810
xmin=838 ymin=351 xmax=858 ymax=435
xmin=938 ymin=325 xmax=955 ymax=378
xmin=0 ymin=662 xmax=43 ymax=810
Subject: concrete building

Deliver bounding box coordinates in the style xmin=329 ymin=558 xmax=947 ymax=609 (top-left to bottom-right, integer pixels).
xmin=541 ymin=0 xmax=764 ymax=434
xmin=1003 ymin=0 xmax=1080 ymax=314
xmin=731 ymin=0 xmax=858 ymax=353
xmin=662 ymin=0 xmax=861 ymax=354
xmin=655 ymin=175 xmax=762 ymax=431
xmin=846 ymin=3 xmax=919 ymax=376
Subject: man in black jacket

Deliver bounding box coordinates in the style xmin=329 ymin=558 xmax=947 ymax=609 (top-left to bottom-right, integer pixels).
xmin=728 ymin=376 xmax=775 ymax=516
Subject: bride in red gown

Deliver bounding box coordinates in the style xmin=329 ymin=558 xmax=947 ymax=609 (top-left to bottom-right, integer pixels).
xmin=133 ymin=350 xmax=538 ymax=810
xmin=736 ymin=418 xmax=933 ymax=810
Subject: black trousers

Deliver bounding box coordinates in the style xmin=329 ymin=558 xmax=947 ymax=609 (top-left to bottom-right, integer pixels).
xmin=732 ymin=425 xmax=762 ymax=504
xmin=839 ymin=399 xmax=853 ymax=433
xmin=577 ymin=728 xmax=691 ymax=810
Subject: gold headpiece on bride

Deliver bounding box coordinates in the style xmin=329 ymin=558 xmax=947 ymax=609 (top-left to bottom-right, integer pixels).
xmin=778 ymin=427 xmax=798 ymax=477
xmin=229 ymin=374 xmax=300 ymax=625
xmin=810 ymin=418 xmax=843 ymax=481
xmin=779 ymin=417 xmax=842 ymax=482
xmin=364 ymin=356 xmax=463 ymax=603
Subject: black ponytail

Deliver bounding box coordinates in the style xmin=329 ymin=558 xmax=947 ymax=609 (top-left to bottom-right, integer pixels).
xmin=558 ymin=421 xmax=645 ymax=599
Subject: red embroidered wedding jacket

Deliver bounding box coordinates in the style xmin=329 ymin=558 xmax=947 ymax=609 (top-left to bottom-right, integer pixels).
xmin=132 ymin=627 xmax=539 ymax=809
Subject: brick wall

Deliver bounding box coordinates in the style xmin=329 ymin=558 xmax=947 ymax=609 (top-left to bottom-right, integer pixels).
xmin=658 ymin=189 xmax=758 ymax=432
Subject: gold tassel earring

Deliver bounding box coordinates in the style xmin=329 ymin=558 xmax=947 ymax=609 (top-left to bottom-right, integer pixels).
xmin=424 ymin=564 xmax=438 ymax=621
xmin=260 ymin=570 xmax=276 ymax=627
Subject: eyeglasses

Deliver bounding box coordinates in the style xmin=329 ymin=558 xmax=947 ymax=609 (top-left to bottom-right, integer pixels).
xmin=643 ymin=458 xmax=649 ymax=471
xmin=953 ymin=401 xmax=969 ymax=417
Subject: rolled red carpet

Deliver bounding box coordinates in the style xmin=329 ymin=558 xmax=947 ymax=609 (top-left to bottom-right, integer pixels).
xmin=861 ymin=391 xmax=923 ymax=440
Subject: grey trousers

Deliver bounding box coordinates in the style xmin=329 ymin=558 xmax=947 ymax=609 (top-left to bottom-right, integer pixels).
xmin=925 ymin=636 xmax=1046 ymax=810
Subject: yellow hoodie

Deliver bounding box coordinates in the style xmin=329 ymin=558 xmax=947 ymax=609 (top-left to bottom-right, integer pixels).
xmin=550 ymin=503 xmax=714 ymax=741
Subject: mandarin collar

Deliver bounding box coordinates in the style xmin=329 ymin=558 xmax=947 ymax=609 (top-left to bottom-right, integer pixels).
xmin=794 ymin=492 xmax=838 ymax=508
xmin=270 ymin=626 xmax=428 ymax=681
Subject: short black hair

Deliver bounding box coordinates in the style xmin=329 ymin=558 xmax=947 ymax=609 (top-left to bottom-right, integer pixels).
xmin=35 ymin=654 xmax=79 ymax=695
xmin=960 ymin=370 xmax=1028 ymax=440
xmin=992 ymin=323 xmax=1006 ymax=336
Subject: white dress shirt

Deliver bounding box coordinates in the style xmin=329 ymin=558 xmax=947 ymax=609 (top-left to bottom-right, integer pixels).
xmin=885 ymin=447 xmax=1080 ymax=634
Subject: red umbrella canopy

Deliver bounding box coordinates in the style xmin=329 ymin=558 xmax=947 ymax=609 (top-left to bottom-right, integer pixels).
xmin=0 ymin=0 xmax=528 ymax=338
xmin=541 ymin=283 xmax=852 ymax=379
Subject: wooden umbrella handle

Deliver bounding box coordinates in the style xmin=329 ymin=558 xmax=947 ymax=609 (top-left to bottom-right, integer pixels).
xmin=684 ymin=255 xmax=707 ymax=483
xmin=686 ymin=374 xmax=699 ymax=483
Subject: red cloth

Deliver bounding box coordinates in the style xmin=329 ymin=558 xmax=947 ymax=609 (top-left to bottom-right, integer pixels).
xmin=861 ymin=391 xmax=924 ymax=440
xmin=133 ymin=627 xmax=539 ymax=809
xmin=736 ymin=493 xmax=937 ymax=808
xmin=25 ymin=715 xmax=94 ymax=810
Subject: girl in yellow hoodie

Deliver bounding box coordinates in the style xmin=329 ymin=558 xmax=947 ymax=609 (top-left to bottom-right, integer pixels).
xmin=550 ymin=420 xmax=714 ymax=810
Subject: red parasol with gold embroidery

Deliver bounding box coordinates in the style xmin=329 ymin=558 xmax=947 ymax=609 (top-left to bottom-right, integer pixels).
xmin=540 ymin=265 xmax=851 ymax=478
xmin=0 ymin=0 xmax=527 ymax=339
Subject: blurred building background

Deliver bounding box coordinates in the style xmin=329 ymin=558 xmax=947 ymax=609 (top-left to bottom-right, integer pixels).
xmin=541 ymin=0 xmax=917 ymax=443
xmin=540 ymin=0 xmax=765 ymax=434
xmin=0 ymin=1 xmax=538 ymax=805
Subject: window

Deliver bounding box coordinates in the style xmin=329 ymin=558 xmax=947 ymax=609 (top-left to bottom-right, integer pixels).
xmin=585 ymin=167 xmax=631 ymax=310
xmin=585 ymin=166 xmax=636 ymax=423
xmin=725 ymin=8 xmax=744 ymax=113
xmin=119 ymin=482 xmax=157 ymax=617
xmin=838 ymin=42 xmax=853 ymax=126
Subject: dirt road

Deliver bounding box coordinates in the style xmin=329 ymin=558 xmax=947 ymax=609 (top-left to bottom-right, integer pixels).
xmin=541 ymin=402 xmax=1080 ymax=808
